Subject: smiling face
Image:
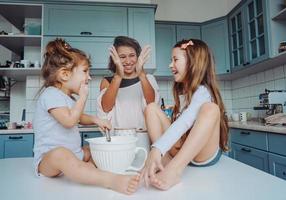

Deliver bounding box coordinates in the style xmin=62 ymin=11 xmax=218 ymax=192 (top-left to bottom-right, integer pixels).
xmin=117 ymin=46 xmax=138 ymax=77
xmin=169 ymin=47 xmax=188 ymax=82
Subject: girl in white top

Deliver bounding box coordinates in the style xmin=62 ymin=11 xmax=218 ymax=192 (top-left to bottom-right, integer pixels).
xmin=96 ymin=36 xmax=159 ymax=130
xmin=141 ymin=39 xmax=229 ymax=190
xmin=33 ymin=39 xmax=140 ymax=195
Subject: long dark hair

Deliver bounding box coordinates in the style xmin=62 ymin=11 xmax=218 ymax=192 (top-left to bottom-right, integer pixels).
xmin=108 ymin=36 xmax=141 ymax=73
xmin=172 ymin=39 xmax=229 ymax=151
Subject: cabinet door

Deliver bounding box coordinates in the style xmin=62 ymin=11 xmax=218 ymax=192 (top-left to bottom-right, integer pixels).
xmin=43 ymin=37 xmax=114 ymax=69
xmin=3 ymin=134 xmax=34 ymax=158
xmin=128 ymin=8 xmax=156 ymax=71
xmin=176 ymin=25 xmax=201 ymax=41
xmin=231 ymin=143 xmax=269 ymax=172
xmin=268 ymin=133 xmax=286 ymax=157
xmin=229 ymin=7 xmax=246 ymax=68
xmin=202 ymin=18 xmax=230 ymax=74
xmin=81 ymin=131 xmax=102 ymax=146
xmin=269 ymin=153 xmax=286 ymax=180
xmin=0 ymin=136 xmax=3 ymax=159
xmin=154 ymin=24 xmax=176 ymax=76
xmin=43 ymin=4 xmax=127 ymax=36
xmin=244 ymin=0 xmax=269 ymax=64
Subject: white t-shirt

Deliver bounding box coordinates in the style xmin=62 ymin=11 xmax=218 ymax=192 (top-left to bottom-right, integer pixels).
xmin=33 ymin=87 xmax=83 ymax=167
xmin=153 ymin=85 xmax=212 ymax=155
xmin=96 ymin=74 xmax=160 ymax=130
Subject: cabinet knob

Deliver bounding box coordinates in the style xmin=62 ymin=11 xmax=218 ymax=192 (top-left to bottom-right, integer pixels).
xmin=241 ymin=147 xmax=251 ymax=152
xmin=243 ymin=62 xmax=250 ymax=66
xmin=283 ymin=172 xmax=286 ymax=176
xmin=84 ymin=134 xmax=88 ymax=138
xmin=8 ymin=136 xmax=23 ymax=140
xmin=80 ymin=31 xmax=92 ymax=35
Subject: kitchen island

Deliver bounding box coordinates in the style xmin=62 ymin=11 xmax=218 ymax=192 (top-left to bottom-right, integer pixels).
xmin=0 ymin=156 xmax=285 ymax=200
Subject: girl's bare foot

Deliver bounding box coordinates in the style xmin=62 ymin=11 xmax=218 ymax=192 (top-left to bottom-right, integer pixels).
xmin=150 ymin=165 xmax=181 ymax=190
xmin=111 ymin=174 xmax=141 ymax=195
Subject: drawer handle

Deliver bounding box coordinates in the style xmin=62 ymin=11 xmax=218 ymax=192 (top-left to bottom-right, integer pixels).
xmin=80 ymin=31 xmax=92 ymax=35
xmin=241 ymin=147 xmax=251 ymax=152
xmin=8 ymin=136 xmax=23 ymax=140
xmin=84 ymin=134 xmax=88 ymax=138
xmin=283 ymin=172 xmax=286 ymax=176
xmin=240 ymin=131 xmax=250 ymax=135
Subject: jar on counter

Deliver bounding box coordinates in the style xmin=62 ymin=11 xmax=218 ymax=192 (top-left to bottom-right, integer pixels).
xmin=278 ymin=41 xmax=286 ymax=53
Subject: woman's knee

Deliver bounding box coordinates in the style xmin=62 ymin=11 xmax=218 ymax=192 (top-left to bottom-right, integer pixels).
xmin=47 ymin=147 xmax=74 ymax=161
xmin=144 ymin=102 xmax=160 ymax=116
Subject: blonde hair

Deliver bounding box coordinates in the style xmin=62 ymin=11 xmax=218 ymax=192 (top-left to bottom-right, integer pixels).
xmin=38 ymin=38 xmax=91 ymax=94
xmin=172 ymin=39 xmax=229 ymax=151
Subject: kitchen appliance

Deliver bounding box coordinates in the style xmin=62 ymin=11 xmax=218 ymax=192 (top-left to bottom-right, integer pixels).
xmin=254 ymin=89 xmax=286 ymax=115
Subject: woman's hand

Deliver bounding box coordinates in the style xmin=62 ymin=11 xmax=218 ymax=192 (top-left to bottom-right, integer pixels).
xmin=95 ymin=118 xmax=112 ymax=133
xmin=141 ymin=147 xmax=164 ymax=187
xmin=136 ymin=45 xmax=151 ymax=76
xmin=109 ymin=46 xmax=124 ymax=77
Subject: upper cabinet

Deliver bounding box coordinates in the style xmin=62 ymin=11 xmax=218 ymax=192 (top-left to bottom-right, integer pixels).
xmin=43 ymin=5 xmax=127 ymax=37
xmin=43 ymin=3 xmax=156 ymax=72
xmin=229 ymin=0 xmax=269 ymax=69
xmin=202 ymin=18 xmax=230 ymax=74
xmin=154 ymin=22 xmax=201 ymax=76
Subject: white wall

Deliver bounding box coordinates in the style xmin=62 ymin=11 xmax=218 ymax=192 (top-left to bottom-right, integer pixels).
xmin=152 ymin=0 xmax=240 ymax=22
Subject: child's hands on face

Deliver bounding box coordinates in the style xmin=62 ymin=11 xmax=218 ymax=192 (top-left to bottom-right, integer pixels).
xmin=136 ymin=45 xmax=151 ymax=76
xmin=109 ymin=46 xmax=124 ymax=77
xmin=78 ymin=80 xmax=89 ymax=99
xmin=140 ymin=147 xmax=164 ymax=187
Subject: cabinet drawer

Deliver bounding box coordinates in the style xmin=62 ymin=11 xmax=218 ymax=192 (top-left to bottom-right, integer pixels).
xmin=231 ymin=143 xmax=269 ymax=172
xmin=44 ymin=4 xmax=127 ymax=36
xmin=268 ymin=133 xmax=286 ymax=156
xmin=81 ymin=131 xmax=102 ymax=146
xmin=3 ymin=134 xmax=34 ymax=158
xmin=269 ymin=153 xmax=286 ymax=180
xmin=231 ymin=129 xmax=267 ymax=151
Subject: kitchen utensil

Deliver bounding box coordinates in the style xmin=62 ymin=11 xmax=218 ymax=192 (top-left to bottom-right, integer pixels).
xmin=239 ymin=112 xmax=247 ymax=122
xmin=105 ymin=129 xmax=111 ymax=142
xmin=86 ymin=136 xmax=147 ymax=174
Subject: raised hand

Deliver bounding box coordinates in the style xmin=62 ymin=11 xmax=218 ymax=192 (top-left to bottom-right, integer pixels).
xmin=136 ymin=45 xmax=151 ymax=76
xmin=109 ymin=46 xmax=124 ymax=77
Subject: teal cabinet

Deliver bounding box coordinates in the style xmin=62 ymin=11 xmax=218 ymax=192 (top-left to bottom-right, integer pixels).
xmin=154 ymin=22 xmax=201 ymax=76
xmin=0 ymin=134 xmax=34 ymax=159
xmin=269 ymin=153 xmax=286 ymax=180
xmin=43 ymin=4 xmax=128 ymax=36
xmin=81 ymin=131 xmax=102 ymax=146
xmin=154 ymin=24 xmax=176 ymax=76
xmin=228 ymin=0 xmax=269 ymax=69
xmin=43 ymin=36 xmax=114 ymax=69
xmin=128 ymin=8 xmax=156 ymax=71
xmin=202 ymin=18 xmax=230 ymax=74
xmin=231 ymin=143 xmax=269 ymax=172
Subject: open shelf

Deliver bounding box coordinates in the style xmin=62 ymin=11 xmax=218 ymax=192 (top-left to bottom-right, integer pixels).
xmin=0 ymin=35 xmax=41 ymax=55
xmin=272 ymin=7 xmax=286 ymax=20
xmin=0 ymin=4 xmax=42 ymax=31
xmin=0 ymin=68 xmax=41 ymax=81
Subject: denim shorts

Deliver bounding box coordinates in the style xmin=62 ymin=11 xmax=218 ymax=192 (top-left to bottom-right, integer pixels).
xmin=188 ymin=148 xmax=222 ymax=167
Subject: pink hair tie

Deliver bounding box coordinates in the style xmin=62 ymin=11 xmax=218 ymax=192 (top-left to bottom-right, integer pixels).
xmin=181 ymin=40 xmax=194 ymax=49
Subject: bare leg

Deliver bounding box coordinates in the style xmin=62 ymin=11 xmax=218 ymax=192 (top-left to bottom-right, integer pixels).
xmin=144 ymin=103 xmax=172 ymax=165
xmin=151 ymin=103 xmax=221 ymax=190
xmin=38 ymin=147 xmax=140 ymax=195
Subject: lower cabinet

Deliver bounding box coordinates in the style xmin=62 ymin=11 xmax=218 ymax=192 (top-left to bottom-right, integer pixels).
xmin=230 ymin=128 xmax=286 ymax=180
xmin=0 ymin=134 xmax=34 ymax=159
xmin=81 ymin=131 xmax=102 ymax=146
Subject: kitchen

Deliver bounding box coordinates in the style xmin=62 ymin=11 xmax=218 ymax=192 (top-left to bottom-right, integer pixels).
xmin=0 ymin=0 xmax=286 ymax=199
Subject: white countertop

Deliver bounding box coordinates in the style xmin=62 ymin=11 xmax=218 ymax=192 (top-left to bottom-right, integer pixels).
xmin=229 ymin=121 xmax=286 ymax=134
xmin=0 ymin=156 xmax=285 ymax=200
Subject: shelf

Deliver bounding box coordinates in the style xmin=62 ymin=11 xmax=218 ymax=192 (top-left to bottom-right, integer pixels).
xmin=0 ymin=4 xmax=42 ymax=31
xmin=0 ymin=68 xmax=41 ymax=81
xmin=272 ymin=7 xmax=286 ymax=20
xmin=0 ymin=35 xmax=41 ymax=55
xmin=218 ymin=51 xmax=286 ymax=80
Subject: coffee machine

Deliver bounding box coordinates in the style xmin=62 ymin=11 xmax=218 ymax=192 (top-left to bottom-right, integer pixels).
xmin=254 ymin=89 xmax=286 ymax=115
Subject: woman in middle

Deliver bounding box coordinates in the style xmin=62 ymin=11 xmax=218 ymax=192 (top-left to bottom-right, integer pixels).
xmin=96 ymin=36 xmax=160 ymax=130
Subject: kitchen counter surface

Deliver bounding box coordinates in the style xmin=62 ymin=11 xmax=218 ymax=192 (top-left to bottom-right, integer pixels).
xmin=0 ymin=156 xmax=285 ymax=200
xmin=229 ymin=121 xmax=286 ymax=134
xmin=0 ymin=126 xmax=100 ymax=134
